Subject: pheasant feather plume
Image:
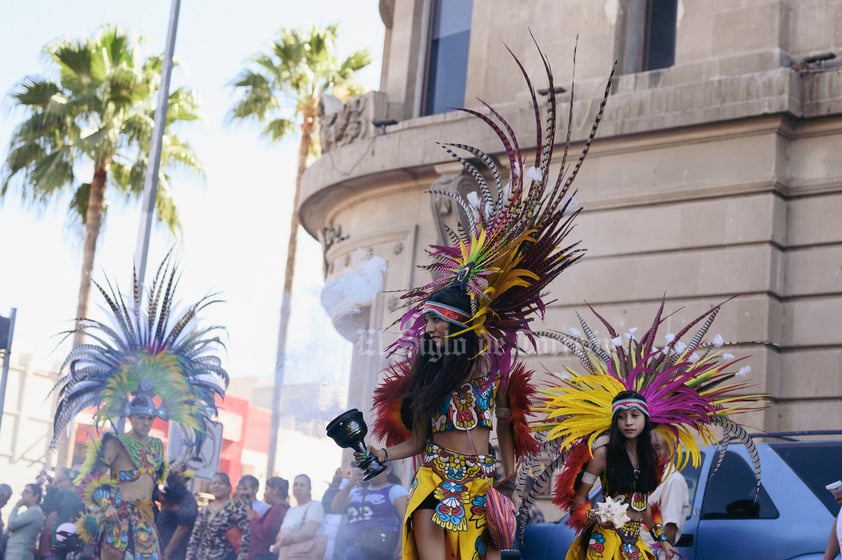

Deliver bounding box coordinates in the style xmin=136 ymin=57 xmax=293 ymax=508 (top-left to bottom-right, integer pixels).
xmin=51 ymin=253 xmax=229 ymax=448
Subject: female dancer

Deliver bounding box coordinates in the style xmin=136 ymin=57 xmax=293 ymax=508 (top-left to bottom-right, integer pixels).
xmin=566 ymin=391 xmax=675 ymax=560
xmin=363 ymin=42 xmax=610 ymax=559
xmin=365 ymin=285 xmax=519 ymax=560
xmin=532 ymin=302 xmax=766 ymax=560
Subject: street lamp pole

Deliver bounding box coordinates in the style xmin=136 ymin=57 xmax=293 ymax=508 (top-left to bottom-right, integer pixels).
xmin=0 ymin=308 xmax=17 ymax=436
xmin=135 ymin=0 xmax=181 ymax=281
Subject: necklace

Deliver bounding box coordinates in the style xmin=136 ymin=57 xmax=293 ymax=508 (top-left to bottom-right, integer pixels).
xmin=119 ymin=433 xmax=152 ymax=455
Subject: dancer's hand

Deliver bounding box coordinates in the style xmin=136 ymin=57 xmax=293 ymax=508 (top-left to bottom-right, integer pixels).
xmin=103 ymin=504 xmax=118 ymax=522
xmin=353 ymin=446 xmax=375 ymax=464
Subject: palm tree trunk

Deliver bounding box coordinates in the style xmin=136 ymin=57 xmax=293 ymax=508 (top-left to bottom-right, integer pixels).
xmin=56 ymin=166 xmax=107 ymax=469
xmin=268 ymin=113 xmax=315 ymax=476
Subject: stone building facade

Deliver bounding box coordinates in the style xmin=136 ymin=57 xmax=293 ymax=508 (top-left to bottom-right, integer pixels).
xmin=301 ymin=0 xmax=842 ymax=435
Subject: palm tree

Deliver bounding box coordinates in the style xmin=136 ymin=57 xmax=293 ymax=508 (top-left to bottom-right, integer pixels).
xmin=1 ymin=24 xmax=203 ymax=466
xmin=228 ymin=24 xmax=370 ymax=476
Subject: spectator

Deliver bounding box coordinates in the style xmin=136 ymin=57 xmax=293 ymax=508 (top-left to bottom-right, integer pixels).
xmin=185 ymin=472 xmax=250 ymax=560
xmin=41 ymin=468 xmax=83 ymax=560
xmin=34 ymin=470 xmax=55 ymax=560
xmin=331 ymin=464 xmax=407 ymax=560
xmin=272 ymin=474 xmax=325 ymax=559
xmin=157 ymin=470 xmax=198 ymax=560
xmin=37 ymin=500 xmax=55 ymax=560
xmin=321 ymin=469 xmax=347 ymax=515
xmin=236 ymin=476 xmax=269 ymax=519
xmin=823 ymin=482 xmax=842 ymax=560
xmin=641 ymin=430 xmax=690 ymax=558
xmin=248 ymin=477 xmax=289 ymax=560
xmin=5 ymin=483 xmax=45 ymax=560
xmin=187 ymin=472 xmax=251 ymax=560
xmin=0 ymin=483 xmax=13 ymax=558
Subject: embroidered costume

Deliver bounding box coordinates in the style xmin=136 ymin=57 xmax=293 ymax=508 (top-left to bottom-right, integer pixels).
xmin=51 ymin=254 xmax=229 ymax=558
xmin=529 ymin=300 xmax=768 ymax=560
xmin=401 ymin=379 xmax=500 ymax=558
xmin=76 ymin=433 xmax=165 ymax=559
xmin=431 ymin=376 xmax=496 ymax=434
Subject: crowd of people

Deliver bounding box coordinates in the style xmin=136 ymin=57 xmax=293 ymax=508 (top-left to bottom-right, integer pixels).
xmin=0 ymin=467 xmax=348 ymax=560
xmin=0 ymin=459 xmax=426 ymax=560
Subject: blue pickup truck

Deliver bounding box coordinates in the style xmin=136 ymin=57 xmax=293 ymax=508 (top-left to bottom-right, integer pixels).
xmin=519 ymin=433 xmax=842 ymax=560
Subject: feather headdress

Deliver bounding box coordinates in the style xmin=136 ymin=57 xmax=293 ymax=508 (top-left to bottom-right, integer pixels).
xmin=387 ymin=40 xmax=613 ymax=377
xmin=529 ymin=298 xmax=768 ymax=526
xmin=373 ymin=40 xmax=612 ymax=462
xmin=51 ymin=253 xmax=229 ymax=448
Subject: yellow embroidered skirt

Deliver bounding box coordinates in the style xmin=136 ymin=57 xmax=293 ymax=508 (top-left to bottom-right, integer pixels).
xmin=402 ymin=441 xmax=496 ymax=560
xmin=99 ymin=497 xmax=161 ymax=560
xmin=565 ymin=520 xmax=656 ymax=560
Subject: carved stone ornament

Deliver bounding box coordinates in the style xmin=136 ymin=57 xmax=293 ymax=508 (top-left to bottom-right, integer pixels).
xmin=318 ymin=91 xmax=389 ymax=153
xmin=323 ymin=222 xmax=349 ymax=253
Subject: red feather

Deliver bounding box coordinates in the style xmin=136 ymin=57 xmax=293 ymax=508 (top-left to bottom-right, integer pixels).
xmin=503 ymin=362 xmax=540 ymax=458
xmin=552 ymin=439 xmax=592 ymax=514
xmin=567 ymin=499 xmax=594 ymax=533
xmin=371 ymin=360 xmax=413 ymax=447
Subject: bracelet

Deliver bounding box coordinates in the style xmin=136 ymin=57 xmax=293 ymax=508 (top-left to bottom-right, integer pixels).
xmin=650 ymin=523 xmax=669 ymax=542
xmin=495 ymin=407 xmax=511 ymax=419
xmin=381 ymin=448 xmax=389 ymax=462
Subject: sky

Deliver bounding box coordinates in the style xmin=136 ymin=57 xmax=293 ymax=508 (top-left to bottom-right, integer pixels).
xmin=0 ymin=1 xmax=385 ymax=388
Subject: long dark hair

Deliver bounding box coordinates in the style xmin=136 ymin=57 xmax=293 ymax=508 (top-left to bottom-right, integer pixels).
xmin=405 ymin=286 xmax=478 ymax=434
xmin=604 ymin=390 xmax=658 ymax=495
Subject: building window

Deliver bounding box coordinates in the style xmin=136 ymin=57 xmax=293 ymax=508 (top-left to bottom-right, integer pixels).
xmin=617 ymin=0 xmax=678 ymax=73
xmin=422 ymin=0 xmax=473 ymax=116
xmin=645 ymin=0 xmax=677 ymax=70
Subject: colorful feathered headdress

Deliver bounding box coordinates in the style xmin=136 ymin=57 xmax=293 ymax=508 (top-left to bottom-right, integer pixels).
xmin=51 ymin=253 xmax=229 ymax=448
xmin=524 ymin=298 xmax=768 ymax=529
xmin=372 ymin=41 xmax=613 ymax=462
xmin=387 ymin=40 xmax=614 ymax=376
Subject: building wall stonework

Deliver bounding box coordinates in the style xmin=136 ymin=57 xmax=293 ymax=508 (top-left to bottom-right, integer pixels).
xmin=300 ymin=1 xmax=842 ymax=434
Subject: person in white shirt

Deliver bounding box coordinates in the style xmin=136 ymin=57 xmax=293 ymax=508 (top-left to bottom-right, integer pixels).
xmin=642 ymin=430 xmax=691 ymax=559
xmin=823 ymin=484 xmax=842 ymax=560
xmin=272 ymin=474 xmax=325 ymax=558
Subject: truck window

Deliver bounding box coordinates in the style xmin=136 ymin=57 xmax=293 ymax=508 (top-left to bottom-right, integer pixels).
xmin=771 ymin=441 xmax=842 ymax=515
xmin=700 ymin=450 xmax=778 ymax=519
xmin=680 ymin=455 xmax=703 ymax=519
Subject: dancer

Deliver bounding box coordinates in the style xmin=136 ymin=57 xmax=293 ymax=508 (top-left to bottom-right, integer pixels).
xmin=567 ymin=391 xmax=676 ymax=559
xmin=51 ymin=254 xmax=229 ymax=559
xmin=366 ymin=41 xmax=615 ymax=559
xmin=532 ymin=301 xmax=767 ymax=560
xmin=366 ymin=284 xmax=530 ymax=560
xmin=80 ymin=395 xmax=168 ymax=559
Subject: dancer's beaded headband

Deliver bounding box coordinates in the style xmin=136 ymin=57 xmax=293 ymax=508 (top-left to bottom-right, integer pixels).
xmin=611 ymin=396 xmax=649 ymax=418
xmin=421 ymin=301 xmax=470 ymax=329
